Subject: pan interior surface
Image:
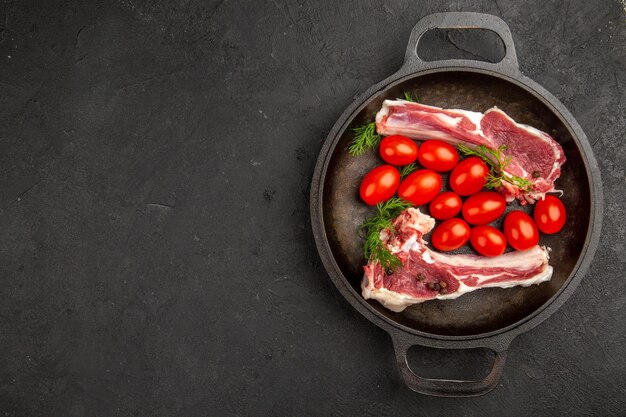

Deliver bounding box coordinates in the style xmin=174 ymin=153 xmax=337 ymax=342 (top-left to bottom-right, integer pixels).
xmin=322 ymin=71 xmax=591 ymax=336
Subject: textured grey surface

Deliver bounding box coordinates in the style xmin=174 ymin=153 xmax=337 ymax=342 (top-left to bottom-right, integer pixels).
xmin=0 ymin=0 xmax=624 ymax=416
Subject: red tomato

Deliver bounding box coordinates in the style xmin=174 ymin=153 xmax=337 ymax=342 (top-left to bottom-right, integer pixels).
xmin=398 ymin=169 xmax=442 ymax=206
xmin=429 ymin=192 xmax=462 ymax=220
xmin=503 ymin=211 xmax=539 ymax=250
xmin=431 ymin=218 xmax=471 ymax=252
xmin=417 ymin=140 xmax=460 ymax=172
xmin=462 ymin=191 xmax=507 ymax=225
xmin=379 ymin=135 xmax=419 ymax=166
xmin=449 ymin=157 xmax=489 ymax=196
xmin=470 ymin=226 xmax=507 ymax=257
xmin=534 ymin=195 xmax=566 ymax=234
xmin=359 ymin=165 xmax=400 ymax=205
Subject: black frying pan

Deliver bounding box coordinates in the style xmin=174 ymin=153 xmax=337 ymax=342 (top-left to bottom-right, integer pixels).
xmin=310 ymin=12 xmax=602 ymax=397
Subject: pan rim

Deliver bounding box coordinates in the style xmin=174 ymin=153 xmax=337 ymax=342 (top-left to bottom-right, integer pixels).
xmin=310 ymin=66 xmax=602 ymax=342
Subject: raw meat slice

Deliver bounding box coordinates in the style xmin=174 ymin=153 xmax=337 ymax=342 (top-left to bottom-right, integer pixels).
xmin=362 ymin=208 xmax=552 ymax=312
xmin=375 ymin=100 xmax=566 ymax=204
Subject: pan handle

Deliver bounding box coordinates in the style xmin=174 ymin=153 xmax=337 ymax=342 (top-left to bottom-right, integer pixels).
xmin=402 ymin=12 xmax=519 ymax=75
xmin=390 ymin=334 xmax=509 ymax=397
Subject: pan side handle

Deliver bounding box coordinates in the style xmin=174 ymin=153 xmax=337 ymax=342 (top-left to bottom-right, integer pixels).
xmin=402 ymin=12 xmax=520 ymax=75
xmin=390 ymin=333 xmax=510 ymax=397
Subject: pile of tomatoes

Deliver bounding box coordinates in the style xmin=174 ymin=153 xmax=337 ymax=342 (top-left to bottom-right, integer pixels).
xmin=359 ymin=135 xmax=566 ymax=256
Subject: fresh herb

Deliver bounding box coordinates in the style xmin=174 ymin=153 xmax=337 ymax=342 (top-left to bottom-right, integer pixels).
xmin=349 ymin=122 xmax=381 ymax=155
xmin=399 ymin=163 xmax=417 ymax=179
xmin=403 ymin=91 xmax=420 ymax=102
xmin=457 ymin=144 xmax=534 ymax=192
xmin=361 ymin=197 xmax=413 ymax=272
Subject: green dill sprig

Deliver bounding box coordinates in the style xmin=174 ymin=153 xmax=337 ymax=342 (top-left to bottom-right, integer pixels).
xmin=457 ymin=144 xmax=534 ymax=192
xmin=361 ymin=197 xmax=413 ymax=272
xmin=403 ymin=91 xmax=420 ymax=102
xmin=399 ymin=163 xmax=417 ymax=179
xmin=349 ymin=122 xmax=381 ymax=156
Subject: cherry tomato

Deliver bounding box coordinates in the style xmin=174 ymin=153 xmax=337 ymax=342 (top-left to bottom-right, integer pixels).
xmin=462 ymin=191 xmax=507 ymax=225
xmin=417 ymin=140 xmax=460 ymax=172
xmin=503 ymin=211 xmax=539 ymax=251
xmin=431 ymin=218 xmax=471 ymax=252
xmin=534 ymin=195 xmax=566 ymax=234
xmin=470 ymin=226 xmax=507 ymax=257
xmin=359 ymin=165 xmax=400 ymax=205
xmin=449 ymin=157 xmax=489 ymax=196
xmin=429 ymin=192 xmax=462 ymax=220
xmin=379 ymin=135 xmax=419 ymax=166
xmin=398 ymin=169 xmax=442 ymax=206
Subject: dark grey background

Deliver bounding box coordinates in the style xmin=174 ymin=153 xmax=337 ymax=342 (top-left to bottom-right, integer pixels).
xmin=1 ymin=0 xmax=625 ymax=416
